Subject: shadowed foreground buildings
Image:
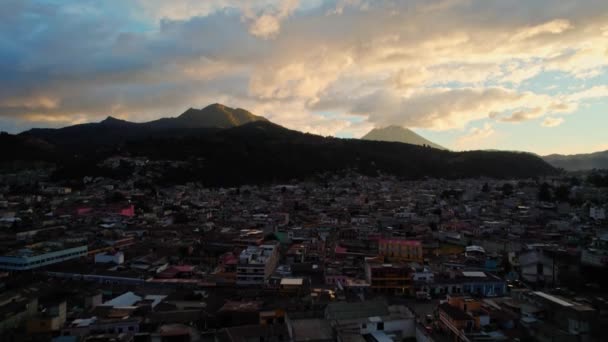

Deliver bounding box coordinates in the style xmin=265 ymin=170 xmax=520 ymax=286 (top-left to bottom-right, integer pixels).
xmin=0 ymin=170 xmax=607 ymax=341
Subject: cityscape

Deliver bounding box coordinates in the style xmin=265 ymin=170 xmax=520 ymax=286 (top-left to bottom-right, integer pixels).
xmin=1 ymin=1 xmax=608 ymax=342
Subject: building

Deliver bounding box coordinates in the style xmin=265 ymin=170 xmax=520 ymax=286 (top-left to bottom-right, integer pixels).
xmin=513 ymin=290 xmax=597 ymax=342
xmin=0 ymin=295 xmax=38 ymax=333
xmin=365 ymin=259 xmax=413 ymax=295
xmin=279 ymin=278 xmax=305 ymax=295
xmin=94 ymin=251 xmax=125 ymax=265
xmin=421 ymin=271 xmax=506 ymax=298
xmin=437 ymin=296 xmax=489 ymax=342
xmin=0 ymin=242 xmax=87 ymax=271
xmin=378 ymin=239 xmax=423 ymax=262
xmin=519 ymin=245 xmax=559 ymax=286
xmin=581 ymin=233 xmax=608 ymax=268
xmin=236 ymin=244 xmax=280 ymax=286
xmin=62 ymin=317 xmax=141 ymax=337
xmin=26 ymin=300 xmax=67 ymax=335
xmin=589 ymin=206 xmax=606 ymax=220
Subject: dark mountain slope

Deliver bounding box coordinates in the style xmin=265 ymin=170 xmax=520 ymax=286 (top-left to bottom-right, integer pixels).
xmin=121 ymin=121 xmax=555 ymax=186
xmin=0 ymin=132 xmax=58 ymax=162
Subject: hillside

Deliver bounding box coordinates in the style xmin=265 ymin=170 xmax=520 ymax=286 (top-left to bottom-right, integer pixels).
xmin=544 ymin=150 xmax=608 ymax=171
xmin=107 ymin=121 xmax=555 ymax=185
xmin=4 ymin=104 xmax=557 ymax=185
xmin=362 ymin=126 xmax=446 ymax=150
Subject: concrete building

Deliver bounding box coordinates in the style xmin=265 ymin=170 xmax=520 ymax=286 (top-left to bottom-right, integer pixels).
xmin=236 ymin=244 xmax=280 ymax=286
xmin=0 ymin=242 xmax=87 ymax=271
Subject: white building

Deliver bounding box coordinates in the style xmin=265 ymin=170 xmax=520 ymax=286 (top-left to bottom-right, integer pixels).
xmin=519 ymin=245 xmax=558 ymax=285
xmin=0 ymin=242 xmax=87 ymax=271
xmin=236 ymin=244 xmax=280 ymax=286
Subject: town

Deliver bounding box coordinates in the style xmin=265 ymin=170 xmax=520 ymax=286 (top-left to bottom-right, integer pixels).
xmin=1 ymin=161 xmax=606 ymax=342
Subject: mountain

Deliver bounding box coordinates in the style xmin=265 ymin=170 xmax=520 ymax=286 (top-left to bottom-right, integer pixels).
xmin=4 ymin=104 xmax=557 ymax=185
xmin=362 ymin=126 xmax=446 ymax=150
xmin=20 ymin=103 xmax=267 ymax=149
xmin=144 ymin=103 xmax=268 ymax=129
xmin=543 ymin=150 xmax=608 ymax=171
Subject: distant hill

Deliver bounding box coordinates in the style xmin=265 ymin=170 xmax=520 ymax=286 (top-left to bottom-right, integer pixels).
xmin=543 ymin=150 xmax=608 ymax=171
xmin=3 ymin=104 xmax=557 ymax=185
xmin=362 ymin=126 xmax=446 ymax=150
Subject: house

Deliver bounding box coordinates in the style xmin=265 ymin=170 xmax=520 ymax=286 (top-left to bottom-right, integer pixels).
xmin=519 ymin=245 xmax=559 ymax=286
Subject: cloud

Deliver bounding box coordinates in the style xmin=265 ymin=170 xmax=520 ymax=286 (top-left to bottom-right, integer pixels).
xmin=455 ymin=123 xmax=495 ymax=150
xmin=568 ymin=85 xmax=608 ymax=101
xmin=315 ymin=87 xmax=561 ymax=130
xmin=493 ymin=107 xmax=545 ymax=122
xmin=510 ymin=19 xmax=573 ymax=41
xmin=242 ymin=0 xmax=300 ymax=39
xmin=541 ymin=117 xmax=564 ymax=127
xmin=1 ymin=0 xmax=608 ymax=137
xmin=1 ymin=95 xmax=59 ymax=110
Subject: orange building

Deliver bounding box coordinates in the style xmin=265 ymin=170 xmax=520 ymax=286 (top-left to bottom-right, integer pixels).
xmin=438 ymin=296 xmax=490 ymax=341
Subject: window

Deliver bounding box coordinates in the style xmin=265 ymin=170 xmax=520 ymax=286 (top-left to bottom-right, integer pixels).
xmin=377 ymin=322 xmax=384 ymax=330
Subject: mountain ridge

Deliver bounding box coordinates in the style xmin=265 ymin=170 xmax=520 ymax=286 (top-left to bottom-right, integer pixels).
xmin=19 ymin=103 xmax=267 ymax=148
xmin=543 ymin=150 xmax=608 ymax=171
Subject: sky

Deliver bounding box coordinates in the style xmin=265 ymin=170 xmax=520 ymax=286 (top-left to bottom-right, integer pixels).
xmin=1 ymin=0 xmax=607 ymax=155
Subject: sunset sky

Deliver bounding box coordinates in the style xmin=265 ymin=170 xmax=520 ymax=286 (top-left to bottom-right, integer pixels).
xmin=1 ymin=0 xmax=607 ymax=154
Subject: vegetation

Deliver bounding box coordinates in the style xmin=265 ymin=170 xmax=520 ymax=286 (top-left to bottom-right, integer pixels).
xmin=2 ymin=111 xmax=557 ymax=187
